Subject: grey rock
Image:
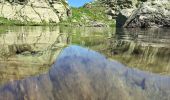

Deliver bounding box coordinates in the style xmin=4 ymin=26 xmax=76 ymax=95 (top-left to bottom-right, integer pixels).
xmin=98 ymin=0 xmax=138 ymax=26
xmin=98 ymin=0 xmax=170 ymax=28
xmin=87 ymin=21 xmax=108 ymax=27
xmin=116 ymin=8 xmax=135 ymax=27
xmin=0 ymin=0 xmax=70 ymax=23
xmin=124 ymin=0 xmax=170 ymax=28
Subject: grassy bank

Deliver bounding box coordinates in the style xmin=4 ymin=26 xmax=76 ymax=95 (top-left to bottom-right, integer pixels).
xmin=0 ymin=2 xmax=116 ymax=27
xmin=0 ymin=17 xmax=59 ymax=26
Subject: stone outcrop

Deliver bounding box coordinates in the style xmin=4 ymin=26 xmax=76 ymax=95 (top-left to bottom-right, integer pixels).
xmin=97 ymin=0 xmax=139 ymax=27
xmin=124 ymin=0 xmax=170 ymax=28
xmin=0 ymin=0 xmax=70 ymax=23
xmin=102 ymin=0 xmax=138 ymax=19
xmin=100 ymin=0 xmax=170 ymax=28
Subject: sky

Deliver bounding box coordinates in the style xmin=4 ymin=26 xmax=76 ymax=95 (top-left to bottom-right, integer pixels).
xmin=68 ymin=0 xmax=93 ymax=7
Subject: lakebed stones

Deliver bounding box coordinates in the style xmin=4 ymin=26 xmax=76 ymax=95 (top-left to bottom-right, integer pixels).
xmin=0 ymin=46 xmax=170 ymax=100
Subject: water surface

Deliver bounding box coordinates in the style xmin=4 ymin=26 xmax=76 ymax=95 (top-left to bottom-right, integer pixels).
xmin=0 ymin=45 xmax=170 ymax=100
xmin=0 ymin=26 xmax=170 ymax=85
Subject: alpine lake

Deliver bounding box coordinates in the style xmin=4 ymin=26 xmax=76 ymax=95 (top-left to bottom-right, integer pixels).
xmin=0 ymin=26 xmax=169 ymax=85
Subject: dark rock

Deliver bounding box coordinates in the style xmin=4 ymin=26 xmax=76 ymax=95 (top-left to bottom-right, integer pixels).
xmin=8 ymin=44 xmax=33 ymax=55
xmin=116 ymin=9 xmax=134 ymax=27
xmin=87 ymin=21 xmax=108 ymax=27
xmin=83 ymin=3 xmax=93 ymax=8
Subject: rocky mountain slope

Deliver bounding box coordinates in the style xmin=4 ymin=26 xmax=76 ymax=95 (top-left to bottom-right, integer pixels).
xmin=0 ymin=0 xmax=70 ymax=24
xmin=60 ymin=1 xmax=116 ymax=27
xmin=124 ymin=0 xmax=170 ymax=28
xmin=98 ymin=0 xmax=170 ymax=28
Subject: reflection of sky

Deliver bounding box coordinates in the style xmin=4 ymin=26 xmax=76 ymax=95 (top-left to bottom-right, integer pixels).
xmin=58 ymin=45 xmax=107 ymax=61
xmin=1 ymin=45 xmax=170 ymax=100
xmin=68 ymin=0 xmax=93 ymax=7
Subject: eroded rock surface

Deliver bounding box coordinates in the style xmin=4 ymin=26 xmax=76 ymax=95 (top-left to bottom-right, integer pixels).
xmin=0 ymin=46 xmax=170 ymax=100
xmin=100 ymin=0 xmax=138 ymax=27
xmin=99 ymin=0 xmax=170 ymax=27
xmin=0 ymin=0 xmax=70 ymax=23
xmin=124 ymin=0 xmax=170 ymax=28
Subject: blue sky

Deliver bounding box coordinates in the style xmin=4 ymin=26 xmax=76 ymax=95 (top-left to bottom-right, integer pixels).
xmin=68 ymin=0 xmax=93 ymax=7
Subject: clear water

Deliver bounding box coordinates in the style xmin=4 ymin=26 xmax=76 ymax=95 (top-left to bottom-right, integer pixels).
xmin=0 ymin=26 xmax=170 ymax=85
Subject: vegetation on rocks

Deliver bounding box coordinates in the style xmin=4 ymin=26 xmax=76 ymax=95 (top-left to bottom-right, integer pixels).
xmin=0 ymin=0 xmax=169 ymax=28
xmin=0 ymin=17 xmax=60 ymax=26
xmin=0 ymin=0 xmax=70 ymax=25
xmin=60 ymin=1 xmax=116 ymax=27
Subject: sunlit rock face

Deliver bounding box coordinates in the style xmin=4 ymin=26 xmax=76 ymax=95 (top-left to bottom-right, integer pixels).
xmin=0 ymin=46 xmax=170 ymax=100
xmin=0 ymin=0 xmax=70 ymax=23
xmin=98 ymin=0 xmax=138 ymax=26
xmin=99 ymin=0 xmax=170 ymax=27
xmin=124 ymin=0 xmax=170 ymax=28
xmin=0 ymin=26 xmax=68 ymax=84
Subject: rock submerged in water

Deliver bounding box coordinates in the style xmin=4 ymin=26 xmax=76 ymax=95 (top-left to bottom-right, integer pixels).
xmin=0 ymin=45 xmax=170 ymax=100
xmin=124 ymin=0 xmax=170 ymax=28
xmin=0 ymin=0 xmax=70 ymax=23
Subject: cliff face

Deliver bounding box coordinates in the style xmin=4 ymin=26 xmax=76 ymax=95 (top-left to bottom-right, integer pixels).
xmin=100 ymin=0 xmax=170 ymax=28
xmin=124 ymin=0 xmax=170 ymax=28
xmin=0 ymin=0 xmax=70 ymax=23
xmin=96 ymin=0 xmax=141 ymax=27
xmin=101 ymin=0 xmax=138 ymax=18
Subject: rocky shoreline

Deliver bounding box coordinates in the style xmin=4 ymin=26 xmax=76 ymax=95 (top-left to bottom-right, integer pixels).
xmin=0 ymin=0 xmax=169 ymax=28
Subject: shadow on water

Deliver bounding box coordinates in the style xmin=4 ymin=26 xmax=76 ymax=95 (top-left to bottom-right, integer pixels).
xmin=0 ymin=45 xmax=170 ymax=100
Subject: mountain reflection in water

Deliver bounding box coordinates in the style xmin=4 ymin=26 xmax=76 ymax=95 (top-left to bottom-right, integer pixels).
xmin=0 ymin=26 xmax=170 ymax=88
xmin=0 ymin=45 xmax=170 ymax=100
xmin=67 ymin=27 xmax=170 ymax=74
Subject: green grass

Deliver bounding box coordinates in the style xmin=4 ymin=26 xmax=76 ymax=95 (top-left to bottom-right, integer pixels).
xmin=60 ymin=2 xmax=116 ymax=27
xmin=0 ymin=1 xmax=116 ymax=27
xmin=0 ymin=17 xmax=59 ymax=26
xmin=71 ymin=7 xmax=107 ymax=21
xmin=0 ymin=17 xmax=25 ymax=26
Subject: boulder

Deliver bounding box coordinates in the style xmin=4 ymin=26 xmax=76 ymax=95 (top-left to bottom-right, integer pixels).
xmin=0 ymin=0 xmax=70 ymax=23
xmin=124 ymin=0 xmax=170 ymax=28
xmin=116 ymin=8 xmax=135 ymax=27
xmin=99 ymin=0 xmax=138 ymax=27
xmin=87 ymin=21 xmax=108 ymax=27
